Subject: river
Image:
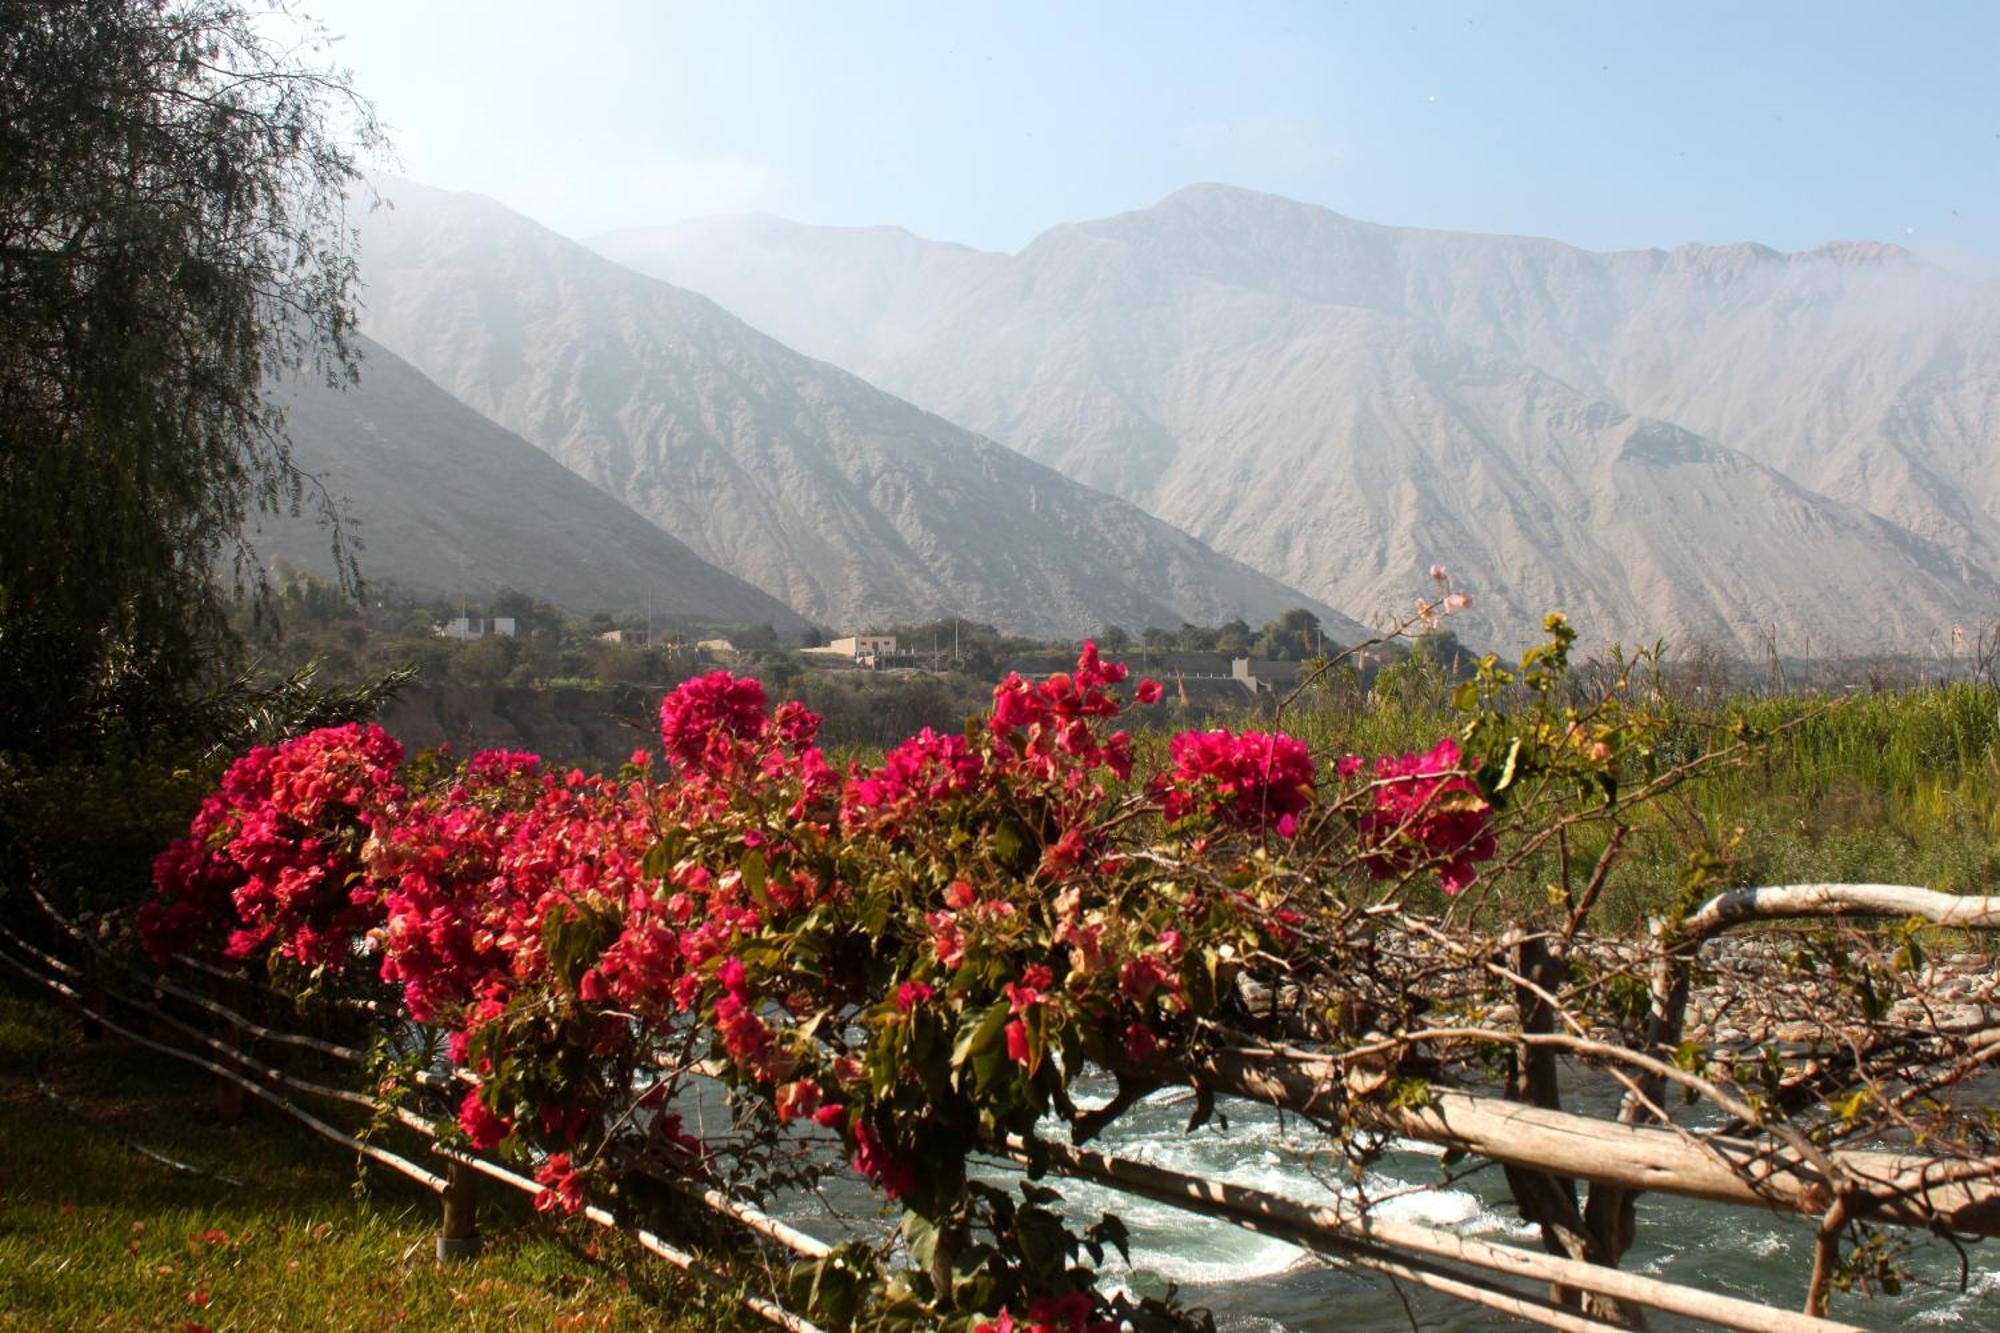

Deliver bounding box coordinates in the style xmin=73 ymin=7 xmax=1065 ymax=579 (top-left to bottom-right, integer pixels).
xmin=759 ymin=1079 xmax=2000 ymax=1330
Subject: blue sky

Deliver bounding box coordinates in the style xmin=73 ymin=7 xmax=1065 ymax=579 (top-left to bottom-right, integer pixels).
xmin=325 ymin=1 xmax=2000 ymax=264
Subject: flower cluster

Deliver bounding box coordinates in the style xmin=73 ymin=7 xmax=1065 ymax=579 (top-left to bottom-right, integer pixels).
xmin=1342 ymin=737 xmax=1496 ymax=893
xmin=140 ymin=641 xmax=1498 ymax=1332
xmin=139 ymin=723 xmax=405 ymax=968
xmin=990 ymin=641 xmax=1136 ymax=783
xmin=1152 ymin=727 xmax=1316 ymax=836
xmin=658 ymin=669 xmax=774 ymax=774
xmin=841 ymin=727 xmax=984 ymax=830
xmin=533 ymin=1153 xmax=586 ymax=1215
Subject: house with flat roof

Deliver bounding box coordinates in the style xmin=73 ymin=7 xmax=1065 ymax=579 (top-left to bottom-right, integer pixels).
xmin=437 ymin=615 xmax=517 ymax=641
xmin=803 ymin=634 xmax=898 ymax=667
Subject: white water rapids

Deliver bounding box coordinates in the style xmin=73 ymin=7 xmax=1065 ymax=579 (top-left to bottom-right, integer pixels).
xmin=747 ymin=1078 xmax=1998 ymax=1330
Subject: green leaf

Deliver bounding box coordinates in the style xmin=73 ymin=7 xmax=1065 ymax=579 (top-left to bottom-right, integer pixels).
xmin=952 ymin=999 xmax=1010 ymax=1075
xmin=899 ymin=1212 xmax=940 ymax=1275
xmin=740 ymin=847 xmax=768 ymax=906
xmin=989 ymin=819 xmax=1025 ymax=870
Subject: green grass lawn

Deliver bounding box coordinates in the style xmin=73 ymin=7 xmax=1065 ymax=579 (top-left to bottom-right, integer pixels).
xmin=0 ymin=989 xmax=741 ymax=1331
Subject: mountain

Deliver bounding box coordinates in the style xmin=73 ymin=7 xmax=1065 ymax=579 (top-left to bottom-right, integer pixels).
xmin=346 ymin=177 xmax=1361 ymax=644
xmin=596 ymin=187 xmax=2000 ymax=653
xmin=255 ymin=334 xmax=807 ymax=630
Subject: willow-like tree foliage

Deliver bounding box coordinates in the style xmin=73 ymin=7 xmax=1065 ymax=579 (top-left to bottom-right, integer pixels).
xmin=0 ymin=0 xmax=381 ymax=756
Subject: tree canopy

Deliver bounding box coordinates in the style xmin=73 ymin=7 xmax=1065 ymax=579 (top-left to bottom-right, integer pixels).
xmin=0 ymin=0 xmax=379 ymax=755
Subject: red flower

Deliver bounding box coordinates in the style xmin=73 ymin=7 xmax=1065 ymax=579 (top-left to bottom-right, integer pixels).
xmin=1006 ymin=1019 xmax=1033 ymax=1066
xmin=457 ymin=1087 xmax=512 ymax=1151
xmin=1349 ymin=738 xmax=1496 ymax=893
xmin=927 ymin=912 xmax=967 ymax=969
xmin=532 ymin=1153 xmax=585 ymax=1215
xmin=464 ymin=749 xmax=541 ymax=786
xmin=851 ymin=1119 xmax=916 ymax=1198
xmin=774 ymin=700 xmax=822 ymax=748
xmin=1152 ymin=728 xmax=1315 ymax=835
xmin=841 ymin=729 xmax=984 ymax=829
xmin=775 ymin=1078 xmax=822 ymax=1123
xmin=1027 ymin=1292 xmax=1097 ymax=1333
xmin=658 ymin=671 xmax=769 ymax=773
xmin=1135 ymin=679 xmax=1164 ymax=705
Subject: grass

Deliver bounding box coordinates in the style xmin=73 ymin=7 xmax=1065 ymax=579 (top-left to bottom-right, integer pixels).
xmin=0 ymin=989 xmax=744 ymax=1331
xmin=1197 ymin=673 xmax=2000 ymax=927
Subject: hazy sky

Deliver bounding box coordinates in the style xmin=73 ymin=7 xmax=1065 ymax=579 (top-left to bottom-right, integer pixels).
xmin=324 ymin=1 xmax=2000 ymax=263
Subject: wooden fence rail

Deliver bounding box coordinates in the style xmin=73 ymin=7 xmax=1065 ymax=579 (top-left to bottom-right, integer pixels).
xmin=4 ymin=879 xmax=1996 ymax=1331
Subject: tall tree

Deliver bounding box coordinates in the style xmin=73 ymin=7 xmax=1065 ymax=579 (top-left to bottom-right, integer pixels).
xmin=0 ymin=0 xmax=380 ymax=755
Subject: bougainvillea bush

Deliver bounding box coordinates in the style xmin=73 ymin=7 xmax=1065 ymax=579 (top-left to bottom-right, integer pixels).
xmin=140 ymin=633 xmax=1603 ymax=1332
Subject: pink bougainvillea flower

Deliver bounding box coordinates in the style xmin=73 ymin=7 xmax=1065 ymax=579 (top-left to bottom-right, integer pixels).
xmin=1151 ymin=728 xmax=1315 ymax=835
xmin=1347 ymin=738 xmax=1497 ymax=893
xmin=532 ymin=1152 xmax=585 ymax=1214
xmin=1006 ymin=1019 xmax=1033 ymax=1067
xmin=458 ymin=1087 xmax=512 ymax=1151
xmin=775 ymin=1078 xmax=822 ymax=1123
xmin=658 ymin=671 xmax=769 ymax=774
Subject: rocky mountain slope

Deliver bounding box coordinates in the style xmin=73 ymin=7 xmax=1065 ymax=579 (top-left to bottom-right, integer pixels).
xmin=256 ymin=335 xmax=806 ymax=630
xmin=597 ymin=187 xmax=2000 ymax=653
xmin=352 ymin=178 xmax=1359 ymax=643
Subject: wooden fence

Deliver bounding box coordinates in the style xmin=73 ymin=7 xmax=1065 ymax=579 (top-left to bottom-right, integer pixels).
xmin=4 ymin=881 xmax=1997 ymax=1332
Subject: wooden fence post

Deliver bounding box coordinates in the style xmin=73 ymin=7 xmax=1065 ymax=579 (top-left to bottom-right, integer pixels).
xmin=437 ymin=1159 xmax=482 ymax=1261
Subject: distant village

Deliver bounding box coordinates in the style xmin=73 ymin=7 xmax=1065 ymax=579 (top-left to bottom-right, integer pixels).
xmin=432 ymin=608 xmax=1345 ymax=703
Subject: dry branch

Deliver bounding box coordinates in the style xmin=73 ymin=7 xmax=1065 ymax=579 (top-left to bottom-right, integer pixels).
xmin=1194 ymin=1048 xmax=2000 ymax=1237
xmin=993 ymin=1135 xmax=1858 ymax=1333
xmin=1682 ymin=884 xmax=2000 ymax=939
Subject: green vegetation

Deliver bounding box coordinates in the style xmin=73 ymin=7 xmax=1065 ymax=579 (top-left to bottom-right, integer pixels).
xmin=238 ymin=572 xmax=2000 ymax=926
xmin=0 ymin=1 xmax=380 ymax=757
xmin=1258 ymin=654 xmax=2000 ymax=927
xmin=0 ymin=992 xmax=731 ymax=1331
xmin=234 ymin=574 xmax=1409 ymax=760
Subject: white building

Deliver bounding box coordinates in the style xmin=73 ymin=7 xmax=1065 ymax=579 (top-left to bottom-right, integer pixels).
xmin=804 ymin=634 xmax=898 ymax=667
xmin=437 ymin=615 xmax=517 ymax=641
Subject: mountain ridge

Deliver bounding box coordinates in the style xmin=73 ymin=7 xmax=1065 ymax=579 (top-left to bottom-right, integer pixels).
xmin=595 ymin=184 xmax=2000 ymax=653
xmin=351 ymin=177 xmax=1364 ymax=644
xmin=256 ymin=334 xmax=808 ymax=629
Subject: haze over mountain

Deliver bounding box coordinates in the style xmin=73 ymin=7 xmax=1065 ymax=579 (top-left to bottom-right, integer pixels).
xmin=597 ymin=186 xmax=2000 ymax=653
xmin=349 ymin=177 xmax=1359 ymax=643
xmin=257 ymin=335 xmax=806 ymax=630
